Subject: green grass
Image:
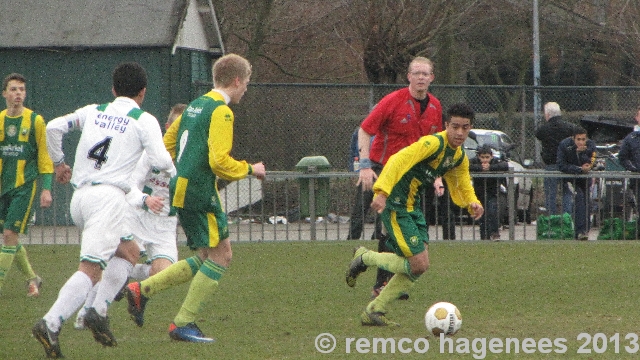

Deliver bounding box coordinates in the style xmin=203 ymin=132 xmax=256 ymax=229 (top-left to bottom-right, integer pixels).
xmin=3 ymin=240 xmax=640 ymax=359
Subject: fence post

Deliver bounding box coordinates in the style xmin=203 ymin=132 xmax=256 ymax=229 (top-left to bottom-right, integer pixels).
xmin=508 ymin=166 xmax=516 ymax=240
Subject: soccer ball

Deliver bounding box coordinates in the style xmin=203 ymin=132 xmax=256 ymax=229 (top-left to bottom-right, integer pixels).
xmin=424 ymin=302 xmax=462 ymax=336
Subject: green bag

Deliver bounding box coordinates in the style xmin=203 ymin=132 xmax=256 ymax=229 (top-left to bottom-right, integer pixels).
xmin=536 ymin=213 xmax=574 ymax=240
xmin=597 ymin=218 xmax=638 ymax=240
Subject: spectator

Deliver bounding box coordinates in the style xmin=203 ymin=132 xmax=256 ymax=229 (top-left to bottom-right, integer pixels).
xmin=469 ymin=144 xmax=508 ymax=241
xmin=557 ymin=127 xmax=596 ymax=240
xmin=535 ymin=102 xmax=578 ymax=215
xmin=616 ymin=106 xmax=640 ymax=238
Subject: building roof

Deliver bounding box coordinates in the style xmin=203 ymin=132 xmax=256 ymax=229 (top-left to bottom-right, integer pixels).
xmin=0 ymin=0 xmax=223 ymax=53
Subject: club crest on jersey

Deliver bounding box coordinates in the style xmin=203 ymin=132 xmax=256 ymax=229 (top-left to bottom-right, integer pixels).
xmin=409 ymin=236 xmax=419 ymax=245
xmin=224 ymin=113 xmax=232 ymax=121
xmin=6 ymin=125 xmax=17 ymax=137
xmin=442 ymin=156 xmax=454 ymax=168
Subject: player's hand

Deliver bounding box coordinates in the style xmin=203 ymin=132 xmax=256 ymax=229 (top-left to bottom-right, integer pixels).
xmin=469 ymin=202 xmax=484 ymax=220
xmin=55 ymin=163 xmax=72 ymax=184
xmin=145 ymin=195 xmax=164 ymax=214
xmin=433 ymin=177 xmax=445 ymax=197
xmin=252 ymin=162 xmax=266 ymax=180
xmin=40 ymin=189 xmax=52 ymax=208
xmin=357 ymin=168 xmax=377 ymax=191
xmin=370 ymin=193 xmax=387 ymax=214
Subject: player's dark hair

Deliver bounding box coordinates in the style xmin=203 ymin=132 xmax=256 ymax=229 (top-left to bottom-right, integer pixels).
xmin=573 ymin=126 xmax=587 ymax=137
xmin=112 ymin=62 xmax=147 ymax=98
xmin=476 ymin=144 xmax=494 ymax=156
xmin=446 ymin=103 xmax=475 ymax=123
xmin=3 ymin=73 xmax=26 ymax=91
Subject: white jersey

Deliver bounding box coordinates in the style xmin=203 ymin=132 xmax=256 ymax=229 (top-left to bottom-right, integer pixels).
xmin=46 ymin=97 xmax=173 ymax=192
xmin=126 ymin=151 xmax=176 ymax=216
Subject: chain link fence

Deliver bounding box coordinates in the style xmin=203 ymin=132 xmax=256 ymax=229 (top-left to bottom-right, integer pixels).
xmin=20 ymin=84 xmax=640 ymax=242
xmin=193 ymin=83 xmax=640 ymax=171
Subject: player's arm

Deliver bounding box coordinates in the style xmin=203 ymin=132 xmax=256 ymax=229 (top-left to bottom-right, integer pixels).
xmin=207 ymin=106 xmax=254 ymax=181
xmin=357 ymin=127 xmax=376 ymax=190
xmin=140 ymin=114 xmax=175 ymax=174
xmin=125 ymin=154 xmax=151 ymax=207
xmin=34 ymin=115 xmax=53 ymax=188
xmin=163 ymin=115 xmax=181 ymax=160
xmin=443 ymin=155 xmax=482 ymax=218
xmin=34 ymin=115 xmax=53 ymax=207
xmin=46 ymin=107 xmax=90 ymax=183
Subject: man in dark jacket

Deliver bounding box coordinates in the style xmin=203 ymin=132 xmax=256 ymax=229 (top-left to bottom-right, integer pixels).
xmin=535 ymin=102 xmax=578 ymax=215
xmin=557 ymin=127 xmax=596 ymax=240
xmin=617 ymin=107 xmax=640 ymax=237
xmin=469 ymin=144 xmax=509 ymax=240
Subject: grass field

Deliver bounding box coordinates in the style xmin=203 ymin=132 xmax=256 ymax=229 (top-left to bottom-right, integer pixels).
xmin=2 ymin=240 xmax=640 ymax=359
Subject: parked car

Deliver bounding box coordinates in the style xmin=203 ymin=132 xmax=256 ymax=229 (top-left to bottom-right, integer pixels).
xmin=463 ymin=129 xmax=535 ymax=224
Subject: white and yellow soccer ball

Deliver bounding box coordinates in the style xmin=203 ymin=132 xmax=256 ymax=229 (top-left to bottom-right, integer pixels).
xmin=424 ymin=301 xmax=462 ymax=336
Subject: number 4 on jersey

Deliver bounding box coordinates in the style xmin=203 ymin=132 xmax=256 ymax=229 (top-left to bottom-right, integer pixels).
xmin=88 ymin=137 xmax=112 ymax=169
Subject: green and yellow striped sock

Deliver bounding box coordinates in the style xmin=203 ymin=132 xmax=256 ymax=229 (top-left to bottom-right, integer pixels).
xmin=174 ymin=259 xmax=226 ymax=327
xmin=140 ymin=256 xmax=203 ymax=298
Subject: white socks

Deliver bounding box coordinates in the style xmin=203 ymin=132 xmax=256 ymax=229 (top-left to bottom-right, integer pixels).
xmin=130 ymin=263 xmax=151 ymax=280
xmin=91 ymin=257 xmax=133 ymax=317
xmin=44 ymin=271 xmax=93 ymax=332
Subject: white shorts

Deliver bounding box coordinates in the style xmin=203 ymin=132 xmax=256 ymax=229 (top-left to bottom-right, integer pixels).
xmin=70 ymin=184 xmax=131 ymax=268
xmin=128 ymin=206 xmax=178 ymax=263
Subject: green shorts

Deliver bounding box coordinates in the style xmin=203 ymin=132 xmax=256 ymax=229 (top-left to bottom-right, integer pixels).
xmin=177 ymin=207 xmax=229 ymax=250
xmin=380 ymin=208 xmax=429 ymax=258
xmin=0 ymin=181 xmax=37 ymax=234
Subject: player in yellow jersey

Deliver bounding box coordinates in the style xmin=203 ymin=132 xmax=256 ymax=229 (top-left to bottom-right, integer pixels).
xmin=126 ymin=54 xmax=266 ymax=343
xmin=346 ymin=103 xmax=484 ymax=326
xmin=0 ymin=73 xmax=54 ymax=297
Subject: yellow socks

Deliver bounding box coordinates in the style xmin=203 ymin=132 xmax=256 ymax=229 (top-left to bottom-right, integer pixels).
xmin=0 ymin=245 xmax=17 ymax=290
xmin=14 ymin=244 xmax=37 ymax=280
xmin=362 ymin=251 xmax=411 ymax=275
xmin=140 ymin=256 xmax=203 ymax=298
xmin=174 ymin=259 xmax=226 ymax=327
xmin=366 ymin=273 xmax=415 ymax=314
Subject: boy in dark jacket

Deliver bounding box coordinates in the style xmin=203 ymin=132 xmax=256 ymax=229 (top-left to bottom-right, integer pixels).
xmin=557 ymin=127 xmax=596 ymax=240
xmin=469 ymin=144 xmax=509 ymax=240
xmin=617 ymin=107 xmax=640 ymax=238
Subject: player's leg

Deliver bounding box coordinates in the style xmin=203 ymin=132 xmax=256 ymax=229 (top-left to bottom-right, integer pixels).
xmin=15 ymin=244 xmax=42 ymax=296
xmin=358 ymin=209 xmax=429 ymax=326
xmin=93 ymin=240 xmax=138 ymax=307
xmin=34 ymin=185 xmax=125 ymax=355
xmin=0 ymin=184 xmax=41 ymax=296
xmin=169 ymin=209 xmax=229 ymax=342
xmin=0 ymin=229 xmax=18 ymax=294
xmin=126 ymin=212 xmax=199 ymax=327
xmin=347 ymin=184 xmax=366 ymax=240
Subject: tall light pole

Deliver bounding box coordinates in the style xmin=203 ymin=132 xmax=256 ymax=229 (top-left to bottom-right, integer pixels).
xmin=533 ymin=0 xmax=541 ymax=163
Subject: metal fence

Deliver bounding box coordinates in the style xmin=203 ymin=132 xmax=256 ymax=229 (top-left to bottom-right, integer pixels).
xmin=21 ymin=170 xmax=640 ymax=244
xmin=192 ymin=83 xmax=640 ymax=171
xmin=20 ymin=84 xmax=640 ymax=243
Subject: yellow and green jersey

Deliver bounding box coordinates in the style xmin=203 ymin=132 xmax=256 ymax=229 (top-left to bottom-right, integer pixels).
xmin=373 ymin=131 xmax=480 ymax=215
xmin=0 ymin=108 xmax=53 ymax=195
xmin=166 ymin=90 xmax=252 ymax=212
